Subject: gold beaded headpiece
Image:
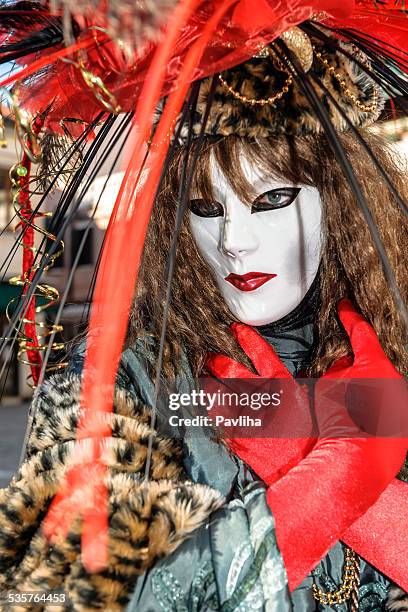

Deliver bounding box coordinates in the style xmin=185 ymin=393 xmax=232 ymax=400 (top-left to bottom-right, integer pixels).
xmin=158 ymin=25 xmax=383 ymax=146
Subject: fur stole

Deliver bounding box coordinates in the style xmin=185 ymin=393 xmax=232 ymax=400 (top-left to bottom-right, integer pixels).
xmin=0 ymin=373 xmax=224 ymax=611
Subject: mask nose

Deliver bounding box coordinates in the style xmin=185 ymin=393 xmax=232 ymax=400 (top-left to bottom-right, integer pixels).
xmin=221 ymin=212 xmax=259 ymax=258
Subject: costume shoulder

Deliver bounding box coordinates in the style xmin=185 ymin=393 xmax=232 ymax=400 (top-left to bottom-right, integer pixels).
xmin=0 ymin=370 xmax=224 ymax=609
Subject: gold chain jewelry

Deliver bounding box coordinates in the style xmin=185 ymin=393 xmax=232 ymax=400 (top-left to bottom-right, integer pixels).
xmin=312 ymin=546 xmax=360 ymax=607
xmin=313 ymin=46 xmax=378 ymax=113
xmin=218 ymin=72 xmax=293 ymax=107
xmin=218 ymin=47 xmax=293 ymax=107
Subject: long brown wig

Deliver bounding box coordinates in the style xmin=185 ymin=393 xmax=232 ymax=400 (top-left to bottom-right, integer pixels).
xmin=127 ymin=130 xmax=407 ymax=379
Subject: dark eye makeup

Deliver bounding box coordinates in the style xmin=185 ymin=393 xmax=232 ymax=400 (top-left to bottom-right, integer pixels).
xmin=189 ymin=199 xmax=224 ymax=218
xmin=251 ymin=187 xmax=301 ymax=213
xmin=189 ymin=187 xmax=301 ymax=218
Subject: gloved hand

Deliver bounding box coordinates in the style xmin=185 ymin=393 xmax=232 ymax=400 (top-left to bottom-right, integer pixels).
xmin=266 ymin=299 xmax=407 ymax=590
xmin=205 ymin=322 xmax=315 ymax=485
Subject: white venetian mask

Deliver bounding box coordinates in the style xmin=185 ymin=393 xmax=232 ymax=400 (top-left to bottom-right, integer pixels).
xmin=189 ymin=151 xmax=323 ymax=325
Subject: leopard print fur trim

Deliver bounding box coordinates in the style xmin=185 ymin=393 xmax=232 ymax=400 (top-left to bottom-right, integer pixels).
xmin=0 ymin=373 xmax=224 ymax=611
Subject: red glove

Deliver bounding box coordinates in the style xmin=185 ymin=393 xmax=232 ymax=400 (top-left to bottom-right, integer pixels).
xmin=333 ymin=302 xmax=408 ymax=591
xmin=266 ymin=299 xmax=407 ymax=590
xmin=205 ymin=323 xmax=315 ymax=484
xmin=342 ymin=479 xmax=408 ymax=592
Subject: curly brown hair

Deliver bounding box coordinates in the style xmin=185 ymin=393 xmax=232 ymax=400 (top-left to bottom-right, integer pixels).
xmin=127 ymin=130 xmax=407 ymax=379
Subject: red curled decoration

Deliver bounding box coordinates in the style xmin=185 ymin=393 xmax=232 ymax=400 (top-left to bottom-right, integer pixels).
xmin=14 ymin=115 xmax=45 ymax=387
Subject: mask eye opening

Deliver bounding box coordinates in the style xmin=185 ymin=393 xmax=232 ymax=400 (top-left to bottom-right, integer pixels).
xmin=251 ymin=187 xmax=301 ymax=213
xmin=190 ymin=198 xmax=224 ymax=218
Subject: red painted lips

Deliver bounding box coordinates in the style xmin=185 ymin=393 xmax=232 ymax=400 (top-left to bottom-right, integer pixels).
xmin=225 ymin=272 xmax=277 ymax=292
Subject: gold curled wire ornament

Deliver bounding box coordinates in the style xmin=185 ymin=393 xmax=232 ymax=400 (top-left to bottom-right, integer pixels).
xmin=60 ymin=55 xmax=122 ymax=114
xmin=4 ymin=113 xmax=69 ymax=387
xmin=13 ymin=93 xmax=42 ymax=163
xmin=15 ymin=114 xmax=42 ymax=163
xmin=7 ymin=276 xmax=61 ymax=315
xmin=218 ymin=47 xmax=293 ymax=107
xmin=79 ymin=62 xmax=122 ymax=114
xmin=9 ymin=164 xmax=64 ymax=262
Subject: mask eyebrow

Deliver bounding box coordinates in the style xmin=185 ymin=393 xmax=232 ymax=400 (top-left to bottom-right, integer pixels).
xmin=251 ymin=175 xmax=294 ymax=192
xmin=190 ymin=141 xmax=299 ymax=206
